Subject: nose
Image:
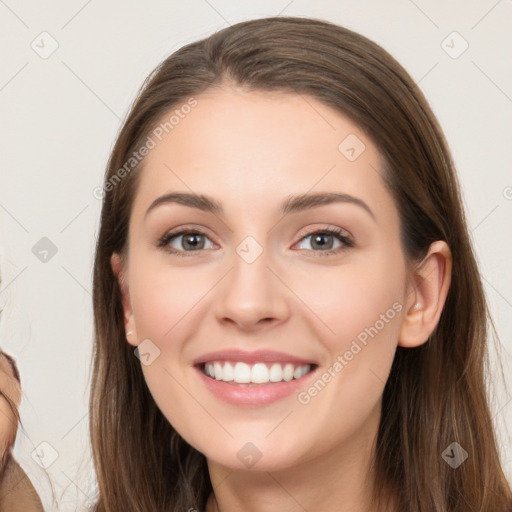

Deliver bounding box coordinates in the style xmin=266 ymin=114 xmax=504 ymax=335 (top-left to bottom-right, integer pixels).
xmin=214 ymin=245 xmax=290 ymax=332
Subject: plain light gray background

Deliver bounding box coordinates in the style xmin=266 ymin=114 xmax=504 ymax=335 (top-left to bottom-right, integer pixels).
xmin=1 ymin=1 xmax=511 ymax=510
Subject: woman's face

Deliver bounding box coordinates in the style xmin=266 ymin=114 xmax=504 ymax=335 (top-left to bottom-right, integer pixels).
xmin=114 ymin=85 xmax=412 ymax=472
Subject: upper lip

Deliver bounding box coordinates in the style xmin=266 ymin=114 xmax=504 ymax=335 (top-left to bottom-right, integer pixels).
xmin=192 ymin=349 xmax=317 ymax=366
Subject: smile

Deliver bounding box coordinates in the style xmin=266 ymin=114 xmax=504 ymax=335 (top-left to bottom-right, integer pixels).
xmin=202 ymin=361 xmax=315 ymax=385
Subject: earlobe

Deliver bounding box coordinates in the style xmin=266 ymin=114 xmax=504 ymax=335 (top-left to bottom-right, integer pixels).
xmin=125 ymin=330 xmax=138 ymax=347
xmin=111 ymin=253 xmax=138 ymax=347
xmin=398 ymin=241 xmax=452 ymax=348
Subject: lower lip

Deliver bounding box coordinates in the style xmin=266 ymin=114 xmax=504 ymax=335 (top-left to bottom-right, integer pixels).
xmin=194 ymin=365 xmax=317 ymax=407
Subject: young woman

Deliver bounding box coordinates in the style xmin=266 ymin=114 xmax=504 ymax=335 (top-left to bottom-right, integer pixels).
xmin=90 ymin=16 xmax=512 ymax=511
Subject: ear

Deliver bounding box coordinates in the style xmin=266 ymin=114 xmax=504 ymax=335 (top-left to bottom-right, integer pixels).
xmin=111 ymin=252 xmax=138 ymax=347
xmin=398 ymin=240 xmax=452 ymax=348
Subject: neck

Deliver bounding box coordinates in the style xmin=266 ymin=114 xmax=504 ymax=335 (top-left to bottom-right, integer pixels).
xmin=205 ymin=404 xmax=395 ymax=512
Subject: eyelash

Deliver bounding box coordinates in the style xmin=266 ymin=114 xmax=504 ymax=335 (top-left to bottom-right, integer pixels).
xmin=157 ymin=225 xmax=354 ymax=258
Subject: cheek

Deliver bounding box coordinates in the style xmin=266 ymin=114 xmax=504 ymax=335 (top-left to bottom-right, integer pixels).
xmin=126 ymin=258 xmax=219 ymax=421
xmin=291 ymin=256 xmax=404 ymax=417
xmin=128 ymin=263 xmax=206 ymax=441
xmin=128 ymin=258 xmax=211 ymax=346
xmin=333 ymin=277 xmax=401 ymax=351
xmin=292 ymin=254 xmax=404 ymax=353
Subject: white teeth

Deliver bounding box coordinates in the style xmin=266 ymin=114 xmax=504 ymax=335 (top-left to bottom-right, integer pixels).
xmin=203 ymin=361 xmax=312 ymax=384
xmin=283 ymin=364 xmax=294 ymax=381
xmin=234 ymin=362 xmax=251 ymax=383
xmin=214 ymin=362 xmax=223 ymax=380
xmin=269 ymin=363 xmax=283 ymax=382
xmin=251 ymin=363 xmax=270 ymax=383
xmin=223 ymin=362 xmax=234 ymax=381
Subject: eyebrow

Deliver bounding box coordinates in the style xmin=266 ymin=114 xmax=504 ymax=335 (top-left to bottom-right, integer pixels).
xmin=144 ymin=191 xmax=375 ymax=220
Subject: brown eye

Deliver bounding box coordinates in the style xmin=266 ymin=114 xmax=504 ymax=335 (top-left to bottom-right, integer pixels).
xmin=158 ymin=229 xmax=215 ymax=256
xmin=295 ymin=227 xmax=353 ymax=256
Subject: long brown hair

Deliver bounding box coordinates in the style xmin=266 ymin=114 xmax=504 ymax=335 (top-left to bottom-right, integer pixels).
xmin=90 ymin=16 xmax=512 ymax=511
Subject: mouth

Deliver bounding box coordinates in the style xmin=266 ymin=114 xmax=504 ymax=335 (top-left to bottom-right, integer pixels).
xmin=194 ymin=359 xmax=319 ymax=407
xmin=199 ymin=361 xmax=318 ymax=386
xmin=192 ymin=349 xmax=319 ymax=406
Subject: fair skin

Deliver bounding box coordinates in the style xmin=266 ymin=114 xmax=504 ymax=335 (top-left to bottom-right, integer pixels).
xmin=111 ymin=85 xmax=451 ymax=512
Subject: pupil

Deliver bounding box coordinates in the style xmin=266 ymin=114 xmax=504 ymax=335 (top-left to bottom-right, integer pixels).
xmin=184 ymin=234 xmax=204 ymax=250
xmin=313 ymin=233 xmax=332 ymax=250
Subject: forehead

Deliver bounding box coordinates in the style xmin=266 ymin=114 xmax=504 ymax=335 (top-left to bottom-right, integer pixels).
xmin=131 ymin=86 xmax=393 ymax=221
